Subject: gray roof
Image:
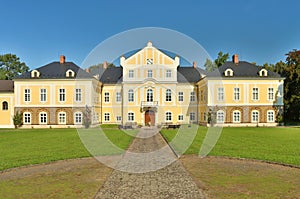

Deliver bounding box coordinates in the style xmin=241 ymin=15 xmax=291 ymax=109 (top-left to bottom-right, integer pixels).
xmin=0 ymin=80 xmax=14 ymax=92
xmin=208 ymin=61 xmax=282 ymax=78
xmin=99 ymin=67 xmax=123 ymax=83
xmin=15 ymin=62 xmax=94 ymax=79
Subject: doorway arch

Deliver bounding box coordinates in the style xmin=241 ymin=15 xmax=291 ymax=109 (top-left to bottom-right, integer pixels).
xmin=145 ymin=110 xmax=155 ymax=126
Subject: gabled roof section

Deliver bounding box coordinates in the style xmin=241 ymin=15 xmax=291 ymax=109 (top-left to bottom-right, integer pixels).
xmin=99 ymin=67 xmax=123 ymax=84
xmin=0 ymin=80 xmax=14 ymax=92
xmin=208 ymin=61 xmax=282 ymax=78
xmin=178 ymin=67 xmax=206 ymax=83
xmin=15 ymin=61 xmax=94 ymax=79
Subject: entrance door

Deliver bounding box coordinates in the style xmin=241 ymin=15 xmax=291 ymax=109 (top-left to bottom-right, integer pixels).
xmin=145 ymin=110 xmax=155 ymax=126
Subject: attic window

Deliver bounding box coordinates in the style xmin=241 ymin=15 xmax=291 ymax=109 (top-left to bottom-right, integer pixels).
xmin=259 ymin=69 xmax=268 ymax=77
xmin=66 ymin=69 xmax=75 ymax=77
xmin=224 ymin=69 xmax=234 ymax=77
xmin=31 ymin=70 xmax=40 ymax=78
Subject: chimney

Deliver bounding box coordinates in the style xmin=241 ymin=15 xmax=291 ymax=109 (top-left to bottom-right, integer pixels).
xmin=103 ymin=61 xmax=108 ymax=69
xmin=60 ymin=55 xmax=65 ymax=64
xmin=85 ymin=68 xmax=90 ymax=73
xmin=193 ymin=61 xmax=197 ymax=68
xmin=232 ymin=54 xmax=239 ymax=64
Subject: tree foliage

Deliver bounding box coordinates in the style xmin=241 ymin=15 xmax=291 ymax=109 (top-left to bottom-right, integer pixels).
xmin=0 ymin=54 xmax=29 ymax=80
xmin=205 ymin=51 xmax=229 ymax=72
xmin=13 ymin=111 xmax=23 ymax=129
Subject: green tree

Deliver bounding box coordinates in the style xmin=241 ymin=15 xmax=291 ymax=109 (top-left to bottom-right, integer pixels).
xmin=214 ymin=51 xmax=229 ymax=67
xmin=13 ymin=111 xmax=23 ymax=129
xmin=0 ymin=54 xmax=29 ymax=80
xmin=204 ymin=58 xmax=217 ymax=72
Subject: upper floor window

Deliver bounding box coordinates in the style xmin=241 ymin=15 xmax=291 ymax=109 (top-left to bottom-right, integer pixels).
xmin=217 ymin=87 xmax=224 ymax=101
xmin=40 ymin=88 xmax=46 ymax=102
xmin=233 ymin=110 xmax=241 ymax=123
xmin=166 ymin=89 xmax=172 ymax=102
xmin=104 ymin=92 xmax=110 ymax=102
xmin=268 ymin=88 xmax=274 ymax=101
xmin=147 ymin=89 xmax=153 ymax=102
xmin=200 ymin=90 xmax=204 ymax=101
xmin=190 ymin=91 xmax=196 ymax=102
xmin=59 ymin=88 xmax=65 ymax=102
xmin=166 ymin=70 xmax=172 ymax=78
xmin=146 ymin=58 xmax=153 ymax=65
xmin=252 ymin=88 xmax=259 ymax=100
xmin=75 ymin=88 xmax=82 ymax=102
xmin=234 ymin=87 xmax=240 ymax=101
xmin=217 ymin=110 xmax=225 ymax=123
xmin=178 ymin=92 xmax=183 ymax=102
xmin=2 ymin=101 xmax=8 ymax=110
xmin=128 ymin=70 xmax=134 ymax=78
xmin=128 ymin=89 xmax=134 ymax=102
xmin=24 ymin=89 xmax=31 ymax=102
xmin=116 ymin=92 xmax=121 ymax=102
xmin=147 ymin=70 xmax=153 ymax=78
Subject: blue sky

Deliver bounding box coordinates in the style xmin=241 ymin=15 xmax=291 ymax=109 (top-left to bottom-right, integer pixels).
xmin=1 ymin=0 xmax=299 ymax=69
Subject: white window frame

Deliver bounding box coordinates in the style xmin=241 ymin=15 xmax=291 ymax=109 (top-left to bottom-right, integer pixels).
xmin=116 ymin=92 xmax=121 ymax=102
xmin=268 ymin=88 xmax=274 ymax=101
xmin=251 ymin=110 xmax=259 ymax=123
xmin=24 ymin=89 xmax=31 ymax=102
xmin=116 ymin=116 xmax=122 ymax=122
xmin=128 ymin=70 xmax=134 ymax=78
xmin=190 ymin=112 xmax=196 ymax=121
xmin=40 ymin=88 xmax=46 ymax=102
xmin=217 ymin=110 xmax=225 ymax=124
xmin=166 ymin=89 xmax=172 ymax=102
xmin=104 ymin=113 xmax=110 ymax=121
xmin=128 ymin=89 xmax=134 ymax=102
xmin=234 ymin=87 xmax=240 ymax=101
xmin=58 ymin=112 xmax=66 ymax=124
xmin=252 ymin=87 xmax=259 ymax=101
xmin=75 ymin=88 xmax=82 ymax=102
xmin=39 ymin=112 xmax=47 ymax=124
xmin=147 ymin=70 xmax=153 ymax=78
xmin=217 ymin=87 xmax=224 ymax=101
xmin=128 ymin=112 xmax=134 ymax=122
xmin=178 ymin=91 xmax=183 ymax=102
xmin=104 ymin=92 xmax=110 ymax=102
xmin=166 ymin=69 xmax=172 ymax=78
xmin=74 ymin=112 xmax=83 ymax=124
xmin=178 ymin=114 xmax=183 ymax=121
xmin=23 ymin=112 xmax=31 ymax=124
xmin=166 ymin=111 xmax=172 ymax=121
xmin=267 ymin=110 xmax=275 ymax=122
xmin=190 ymin=91 xmax=196 ymax=102
xmin=147 ymin=89 xmax=153 ymax=102
xmin=59 ymin=88 xmax=65 ymax=102
xmin=233 ymin=110 xmax=241 ymax=123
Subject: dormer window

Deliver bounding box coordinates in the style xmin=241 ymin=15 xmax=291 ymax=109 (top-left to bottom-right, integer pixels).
xmin=259 ymin=69 xmax=268 ymax=77
xmin=66 ymin=69 xmax=75 ymax=77
xmin=224 ymin=69 xmax=234 ymax=77
xmin=31 ymin=70 xmax=40 ymax=78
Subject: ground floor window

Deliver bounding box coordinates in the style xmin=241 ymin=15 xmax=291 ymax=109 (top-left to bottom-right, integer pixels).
xmin=178 ymin=114 xmax=183 ymax=121
xmin=233 ymin=110 xmax=241 ymax=123
xmin=267 ymin=110 xmax=274 ymax=122
xmin=116 ymin=116 xmax=122 ymax=122
xmin=58 ymin=112 xmax=66 ymax=124
xmin=23 ymin=112 xmax=31 ymax=124
xmin=104 ymin=113 xmax=110 ymax=121
xmin=166 ymin=112 xmax=172 ymax=121
xmin=189 ymin=112 xmax=196 ymax=121
xmin=128 ymin=112 xmax=134 ymax=121
xmin=217 ymin=110 xmax=225 ymax=123
xmin=252 ymin=110 xmax=259 ymax=123
xmin=39 ymin=112 xmax=47 ymax=124
xmin=74 ymin=112 xmax=83 ymax=124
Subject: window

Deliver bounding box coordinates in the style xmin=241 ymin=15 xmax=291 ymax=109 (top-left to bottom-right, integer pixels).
xmin=75 ymin=88 xmax=82 ymax=102
xmin=147 ymin=89 xmax=153 ymax=102
xmin=104 ymin=92 xmax=109 ymax=102
xmin=116 ymin=116 xmax=122 ymax=122
xmin=74 ymin=112 xmax=83 ymax=124
xmin=234 ymin=87 xmax=240 ymax=101
xmin=146 ymin=58 xmax=153 ymax=65
xmin=217 ymin=87 xmax=224 ymax=101
xmin=190 ymin=91 xmax=196 ymax=102
xmin=128 ymin=70 xmax=134 ymax=78
xmin=2 ymin=101 xmax=8 ymax=110
xmin=190 ymin=112 xmax=196 ymax=121
xmin=252 ymin=88 xmax=259 ymax=100
xmin=267 ymin=110 xmax=274 ymax=122
xmin=39 ymin=88 xmax=47 ymax=102
xmin=104 ymin=113 xmax=110 ymax=121
xmin=252 ymin=110 xmax=259 ymax=123
xmin=128 ymin=89 xmax=134 ymax=102
xmin=178 ymin=114 xmax=183 ymax=121
xmin=116 ymin=92 xmax=121 ymax=102
xmin=166 ymin=70 xmax=171 ymax=78
xmin=128 ymin=112 xmax=134 ymax=121
xmin=268 ymin=88 xmax=274 ymax=101
xmin=58 ymin=112 xmax=66 ymax=124
xmin=166 ymin=112 xmax=172 ymax=121
xmin=59 ymin=88 xmax=65 ymax=102
xmin=178 ymin=92 xmax=183 ymax=102
xmin=147 ymin=70 xmax=153 ymax=78
xmin=23 ymin=112 xmax=31 ymax=124
xmin=24 ymin=89 xmax=30 ymax=102
xmin=166 ymin=89 xmax=172 ymax=102
xmin=233 ymin=110 xmax=241 ymax=123
xmin=225 ymin=69 xmax=234 ymax=76
xmin=39 ymin=112 xmax=47 ymax=124
xmin=200 ymin=90 xmax=204 ymax=101
xmin=259 ymin=69 xmax=268 ymax=77
xmin=217 ymin=110 xmax=225 ymax=123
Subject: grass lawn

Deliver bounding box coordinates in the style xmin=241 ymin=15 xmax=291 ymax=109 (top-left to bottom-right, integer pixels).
xmin=0 ymin=127 xmax=137 ymax=171
xmin=161 ymin=126 xmax=300 ymax=166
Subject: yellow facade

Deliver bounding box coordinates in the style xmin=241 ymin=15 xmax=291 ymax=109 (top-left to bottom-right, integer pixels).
xmin=0 ymin=92 xmax=14 ymax=128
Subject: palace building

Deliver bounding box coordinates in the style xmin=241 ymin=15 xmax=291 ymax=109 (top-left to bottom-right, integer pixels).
xmin=0 ymin=42 xmax=284 ymax=128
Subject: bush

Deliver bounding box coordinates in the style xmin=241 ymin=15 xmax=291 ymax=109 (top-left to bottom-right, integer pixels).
xmin=100 ymin=124 xmax=119 ymax=128
xmin=13 ymin=111 xmax=23 ymax=129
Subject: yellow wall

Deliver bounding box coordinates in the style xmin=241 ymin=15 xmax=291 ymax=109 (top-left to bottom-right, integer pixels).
xmin=0 ymin=92 xmax=14 ymax=127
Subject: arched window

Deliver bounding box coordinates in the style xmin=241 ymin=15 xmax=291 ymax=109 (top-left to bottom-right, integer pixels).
xmin=147 ymin=89 xmax=153 ymax=102
xmin=166 ymin=112 xmax=172 ymax=121
xmin=166 ymin=89 xmax=172 ymax=102
xmin=224 ymin=69 xmax=234 ymax=76
xmin=128 ymin=89 xmax=134 ymax=102
xmin=2 ymin=101 xmax=8 ymax=110
xmin=217 ymin=110 xmax=225 ymax=123
xmin=252 ymin=110 xmax=259 ymax=123
xmin=233 ymin=110 xmax=241 ymax=123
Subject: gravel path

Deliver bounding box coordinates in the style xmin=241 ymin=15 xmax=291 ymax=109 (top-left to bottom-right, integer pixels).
xmin=94 ymin=127 xmax=206 ymax=199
